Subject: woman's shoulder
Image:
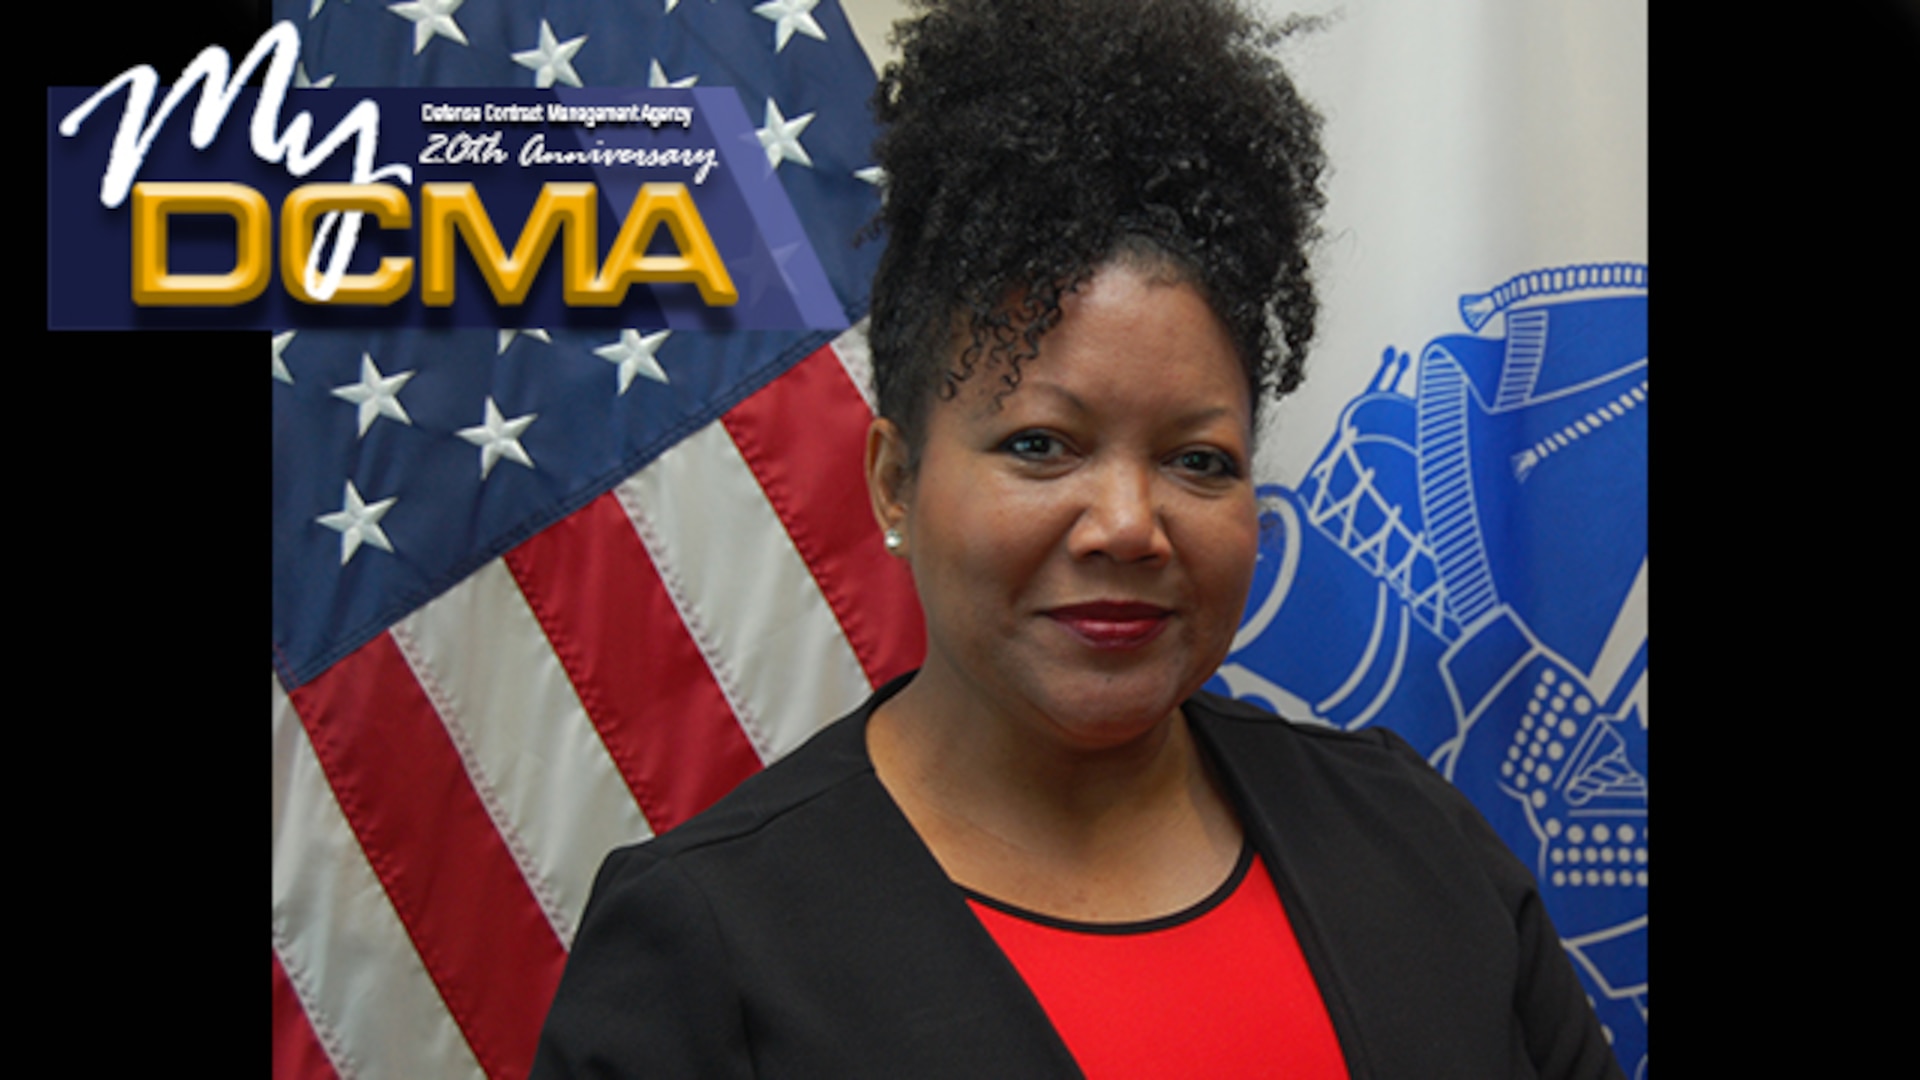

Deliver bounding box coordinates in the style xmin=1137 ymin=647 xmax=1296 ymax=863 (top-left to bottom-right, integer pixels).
xmin=1184 ymin=688 xmax=1430 ymax=765
xmin=1183 ymin=689 xmax=1499 ymax=848
xmin=622 ymin=706 xmax=881 ymax=865
xmin=596 ymin=674 xmax=917 ymax=882
xmin=639 ymin=671 xmax=914 ymax=847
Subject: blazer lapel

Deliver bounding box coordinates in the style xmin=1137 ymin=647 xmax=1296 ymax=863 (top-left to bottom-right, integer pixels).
xmin=719 ymin=685 xmax=1086 ymax=1079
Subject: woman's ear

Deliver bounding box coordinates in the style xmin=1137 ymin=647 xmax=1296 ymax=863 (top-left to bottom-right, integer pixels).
xmin=866 ymin=417 xmax=913 ymax=553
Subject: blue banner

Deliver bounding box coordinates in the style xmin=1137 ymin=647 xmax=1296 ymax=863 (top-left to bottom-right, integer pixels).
xmin=1211 ymin=264 xmax=1648 ymax=1074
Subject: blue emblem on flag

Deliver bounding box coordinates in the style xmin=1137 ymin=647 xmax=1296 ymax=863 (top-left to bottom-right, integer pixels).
xmin=1212 ymin=263 xmax=1649 ymax=1078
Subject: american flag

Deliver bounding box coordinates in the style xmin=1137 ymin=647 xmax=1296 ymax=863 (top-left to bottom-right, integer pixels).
xmin=268 ymin=3 xmax=922 ymax=1078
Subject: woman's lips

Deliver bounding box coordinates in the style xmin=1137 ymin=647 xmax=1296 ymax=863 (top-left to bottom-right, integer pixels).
xmin=1046 ymin=602 xmax=1172 ymax=649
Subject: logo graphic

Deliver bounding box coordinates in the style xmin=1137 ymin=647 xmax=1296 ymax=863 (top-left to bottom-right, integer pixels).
xmin=47 ymin=23 xmax=844 ymax=332
xmin=1212 ymin=263 xmax=1648 ymax=1078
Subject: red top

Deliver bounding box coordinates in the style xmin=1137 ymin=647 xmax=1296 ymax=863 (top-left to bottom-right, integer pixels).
xmin=964 ymin=847 xmax=1349 ymax=1080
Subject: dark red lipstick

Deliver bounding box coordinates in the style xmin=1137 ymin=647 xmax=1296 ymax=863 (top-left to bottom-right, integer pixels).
xmin=1046 ymin=602 xmax=1172 ymax=649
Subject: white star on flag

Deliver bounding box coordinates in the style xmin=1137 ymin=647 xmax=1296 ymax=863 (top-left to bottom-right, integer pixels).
xmin=294 ymin=61 xmax=335 ymax=89
xmin=330 ymin=353 xmax=416 ymax=437
xmin=497 ymin=329 xmax=552 ymax=355
xmin=513 ymin=20 xmax=588 ymax=89
xmin=316 ymin=480 xmax=397 ymax=565
xmin=649 ymin=59 xmax=699 ymax=88
xmin=388 ymin=0 xmax=470 ymax=55
xmin=754 ymin=0 xmax=828 ymax=53
xmin=594 ymin=329 xmax=673 ymax=394
xmin=757 ymin=99 xmax=816 ymax=170
xmin=273 ymin=331 xmax=296 ymax=383
xmin=457 ymin=397 xmax=538 ymax=480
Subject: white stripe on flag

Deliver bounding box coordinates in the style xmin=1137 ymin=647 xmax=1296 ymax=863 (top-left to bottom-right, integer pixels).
xmin=615 ymin=419 xmax=872 ymax=764
xmin=830 ymin=321 xmax=877 ymax=413
xmin=272 ymin=674 xmax=484 ymax=1080
xmin=390 ymin=559 xmax=654 ymax=945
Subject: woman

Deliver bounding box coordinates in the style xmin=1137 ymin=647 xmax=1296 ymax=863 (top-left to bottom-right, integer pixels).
xmin=529 ymin=1 xmax=1622 ymax=1077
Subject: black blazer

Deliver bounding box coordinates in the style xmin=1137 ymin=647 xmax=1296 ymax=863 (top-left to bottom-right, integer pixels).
xmin=529 ymin=676 xmax=1622 ymax=1080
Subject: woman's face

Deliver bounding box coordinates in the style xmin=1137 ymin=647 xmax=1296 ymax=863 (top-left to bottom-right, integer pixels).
xmin=871 ymin=261 xmax=1259 ymax=751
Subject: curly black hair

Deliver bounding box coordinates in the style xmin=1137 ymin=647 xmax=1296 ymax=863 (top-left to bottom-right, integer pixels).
xmin=866 ymin=0 xmax=1327 ymax=463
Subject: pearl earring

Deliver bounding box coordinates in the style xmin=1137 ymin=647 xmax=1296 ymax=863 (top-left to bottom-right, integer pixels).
xmin=883 ymin=527 xmax=904 ymax=555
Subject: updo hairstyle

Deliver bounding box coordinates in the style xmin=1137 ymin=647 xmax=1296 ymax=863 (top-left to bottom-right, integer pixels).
xmin=865 ymin=0 xmax=1328 ymax=464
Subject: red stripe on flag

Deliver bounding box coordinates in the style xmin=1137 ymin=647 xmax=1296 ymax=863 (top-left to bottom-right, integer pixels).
xmin=504 ymin=491 xmax=763 ymax=833
xmin=272 ymin=949 xmax=339 ymax=1080
xmin=287 ymin=635 xmax=567 ymax=1080
xmin=722 ymin=343 xmax=926 ymax=687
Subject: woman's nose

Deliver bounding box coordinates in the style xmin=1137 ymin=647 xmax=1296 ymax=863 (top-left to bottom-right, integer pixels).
xmin=1067 ymin=461 xmax=1172 ymax=565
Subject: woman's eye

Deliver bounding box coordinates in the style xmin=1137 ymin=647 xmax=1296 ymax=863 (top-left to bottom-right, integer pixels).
xmin=1003 ymin=432 xmax=1064 ymax=460
xmin=1173 ymin=448 xmax=1241 ymax=479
